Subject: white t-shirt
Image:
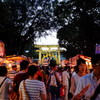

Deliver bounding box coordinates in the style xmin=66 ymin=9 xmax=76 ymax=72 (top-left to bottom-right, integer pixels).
xmin=62 ymin=71 xmax=70 ymax=85
xmin=73 ymin=74 xmax=80 ymax=88
xmin=0 ymin=77 xmax=12 ymax=100
xmin=19 ymin=79 xmax=46 ymax=100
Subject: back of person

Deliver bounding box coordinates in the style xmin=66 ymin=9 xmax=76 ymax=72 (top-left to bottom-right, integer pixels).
xmin=13 ymin=72 xmax=29 ymax=92
xmin=13 ymin=60 xmax=29 ymax=93
xmin=0 ymin=77 xmax=12 ymax=99
xmin=62 ymin=70 xmax=69 ymax=85
xmin=19 ymin=79 xmax=46 ymax=100
xmin=49 ymin=71 xmax=58 ymax=87
xmin=0 ymin=66 xmax=12 ymax=100
xmin=19 ymin=65 xmax=46 ymax=100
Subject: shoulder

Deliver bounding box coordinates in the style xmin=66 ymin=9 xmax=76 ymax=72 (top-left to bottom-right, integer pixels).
xmin=80 ymin=73 xmax=91 ymax=81
xmin=5 ymin=77 xmax=12 ymax=83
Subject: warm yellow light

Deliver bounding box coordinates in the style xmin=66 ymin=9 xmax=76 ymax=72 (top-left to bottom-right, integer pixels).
xmin=86 ymin=62 xmax=88 ymax=65
xmin=9 ymin=63 xmax=11 ymax=68
xmin=89 ymin=62 xmax=91 ymax=65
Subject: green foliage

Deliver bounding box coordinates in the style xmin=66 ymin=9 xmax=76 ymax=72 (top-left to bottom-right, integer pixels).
xmin=55 ymin=0 xmax=100 ymax=58
xmin=0 ymin=0 xmax=57 ymax=56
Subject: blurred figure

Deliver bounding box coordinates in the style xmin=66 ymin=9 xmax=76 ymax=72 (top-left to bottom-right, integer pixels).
xmin=0 ymin=66 xmax=12 ymax=99
xmin=72 ymin=54 xmax=100 ymax=100
xmin=47 ymin=60 xmax=63 ymax=100
xmin=13 ymin=60 xmax=29 ymax=93
xmin=70 ymin=58 xmax=87 ymax=96
xmin=72 ymin=66 xmax=77 ymax=77
xmin=8 ymin=65 xmax=17 ymax=82
xmin=41 ymin=66 xmax=46 ymax=85
xmin=57 ymin=67 xmax=62 ymax=88
xmin=37 ymin=66 xmax=43 ymax=81
xmin=19 ymin=65 xmax=46 ymax=100
xmin=45 ymin=66 xmax=50 ymax=94
xmin=62 ymin=66 xmax=70 ymax=100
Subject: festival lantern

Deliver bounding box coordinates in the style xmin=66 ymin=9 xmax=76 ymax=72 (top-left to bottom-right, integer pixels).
xmin=0 ymin=40 xmax=5 ymax=57
xmin=0 ymin=40 xmax=6 ymax=62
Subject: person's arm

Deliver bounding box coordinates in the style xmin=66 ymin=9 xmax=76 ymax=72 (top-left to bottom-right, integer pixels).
xmin=55 ymin=72 xmax=63 ymax=86
xmin=46 ymin=74 xmax=49 ymax=81
xmin=40 ymin=82 xmax=47 ymax=100
xmin=41 ymin=94 xmax=47 ymax=100
xmin=70 ymin=76 xmax=76 ymax=95
xmin=19 ymin=91 xmax=23 ymax=100
xmin=67 ymin=73 xmax=70 ymax=79
xmin=46 ymin=75 xmax=50 ymax=86
xmin=72 ymin=78 xmax=83 ymax=100
xmin=19 ymin=81 xmax=23 ymax=100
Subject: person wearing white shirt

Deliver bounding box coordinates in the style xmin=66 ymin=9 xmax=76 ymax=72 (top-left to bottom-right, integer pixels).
xmin=70 ymin=58 xmax=87 ymax=96
xmin=62 ymin=66 xmax=70 ymax=100
xmin=0 ymin=66 xmax=12 ymax=100
xmin=72 ymin=54 xmax=100 ymax=100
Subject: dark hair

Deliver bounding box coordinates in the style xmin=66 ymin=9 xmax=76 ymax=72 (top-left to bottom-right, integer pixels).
xmin=91 ymin=54 xmax=100 ymax=65
xmin=28 ymin=65 xmax=38 ymax=76
xmin=76 ymin=58 xmax=86 ymax=72
xmin=41 ymin=66 xmax=45 ymax=70
xmin=64 ymin=66 xmax=68 ymax=70
xmin=12 ymin=65 xmax=17 ymax=69
xmin=20 ymin=60 xmax=29 ymax=70
xmin=46 ymin=66 xmax=49 ymax=70
xmin=0 ymin=66 xmax=7 ymax=76
xmin=49 ymin=60 xmax=57 ymax=68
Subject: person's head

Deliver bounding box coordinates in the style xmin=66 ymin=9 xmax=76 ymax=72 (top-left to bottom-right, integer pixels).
xmin=57 ymin=67 xmax=61 ymax=73
xmin=91 ymin=54 xmax=100 ymax=78
xmin=46 ymin=66 xmax=49 ymax=70
xmin=0 ymin=66 xmax=7 ymax=76
xmin=64 ymin=66 xmax=68 ymax=71
xmin=20 ymin=60 xmax=29 ymax=71
xmin=37 ymin=66 xmax=40 ymax=71
xmin=76 ymin=58 xmax=87 ymax=73
xmin=28 ymin=65 xmax=38 ymax=76
xmin=12 ymin=65 xmax=17 ymax=71
xmin=41 ymin=66 xmax=45 ymax=70
xmin=49 ymin=60 xmax=58 ymax=71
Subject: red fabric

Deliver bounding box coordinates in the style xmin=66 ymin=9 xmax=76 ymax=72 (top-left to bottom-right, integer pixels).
xmin=60 ymin=86 xmax=65 ymax=97
xmin=13 ymin=72 xmax=29 ymax=92
xmin=37 ymin=71 xmax=43 ymax=78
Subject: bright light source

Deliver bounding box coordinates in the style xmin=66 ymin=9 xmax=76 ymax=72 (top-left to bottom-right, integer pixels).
xmin=9 ymin=63 xmax=12 ymax=68
xmin=89 ymin=62 xmax=91 ymax=65
xmin=86 ymin=62 xmax=88 ymax=65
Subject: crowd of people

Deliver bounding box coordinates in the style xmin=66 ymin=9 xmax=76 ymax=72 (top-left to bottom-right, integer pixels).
xmin=0 ymin=53 xmax=100 ymax=100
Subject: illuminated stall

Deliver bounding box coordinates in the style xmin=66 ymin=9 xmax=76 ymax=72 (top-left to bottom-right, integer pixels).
xmin=1 ymin=55 xmax=27 ymax=72
xmin=68 ymin=54 xmax=92 ymax=70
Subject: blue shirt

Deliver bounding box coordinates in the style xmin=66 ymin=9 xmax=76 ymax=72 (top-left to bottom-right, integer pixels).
xmin=74 ymin=72 xmax=100 ymax=100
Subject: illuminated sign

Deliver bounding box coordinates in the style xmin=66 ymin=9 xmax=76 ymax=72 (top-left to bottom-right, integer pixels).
xmin=95 ymin=45 xmax=100 ymax=54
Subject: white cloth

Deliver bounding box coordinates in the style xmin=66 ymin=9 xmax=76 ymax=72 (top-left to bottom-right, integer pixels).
xmin=72 ymin=71 xmax=77 ymax=77
xmin=19 ymin=79 xmax=46 ymax=100
xmin=62 ymin=71 xmax=70 ymax=85
xmin=0 ymin=77 xmax=12 ymax=100
xmin=74 ymin=72 xmax=100 ymax=100
xmin=73 ymin=74 xmax=80 ymax=88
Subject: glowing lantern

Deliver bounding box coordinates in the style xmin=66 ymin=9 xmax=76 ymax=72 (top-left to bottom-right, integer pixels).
xmin=0 ymin=40 xmax=5 ymax=57
xmin=9 ymin=63 xmax=12 ymax=68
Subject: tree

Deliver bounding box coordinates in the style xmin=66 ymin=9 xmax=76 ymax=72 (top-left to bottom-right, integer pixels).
xmin=55 ymin=0 xmax=100 ymax=58
xmin=0 ymin=0 xmax=57 ymax=55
